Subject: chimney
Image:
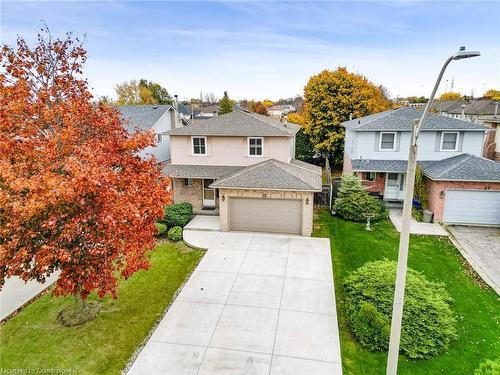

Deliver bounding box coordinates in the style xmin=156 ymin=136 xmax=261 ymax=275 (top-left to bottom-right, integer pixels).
xmin=173 ymin=95 xmax=180 ymax=128
xmin=349 ymin=113 xmax=353 ymax=121
xmin=461 ymin=104 xmax=466 ymax=120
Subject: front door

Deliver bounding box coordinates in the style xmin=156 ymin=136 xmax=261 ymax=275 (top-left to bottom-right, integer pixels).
xmin=385 ymin=173 xmax=400 ymax=200
xmin=202 ymin=179 xmax=216 ymax=207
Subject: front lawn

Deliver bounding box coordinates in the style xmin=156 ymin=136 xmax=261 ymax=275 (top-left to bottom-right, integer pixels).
xmin=314 ymin=210 xmax=500 ymax=375
xmin=0 ymin=241 xmax=203 ymax=374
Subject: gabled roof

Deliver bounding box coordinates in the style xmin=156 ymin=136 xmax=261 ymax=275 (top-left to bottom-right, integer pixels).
xmin=343 ymin=107 xmax=490 ymax=132
xmin=117 ymin=105 xmax=172 ymax=131
xmin=209 ymin=159 xmax=322 ymax=191
xmin=420 ymin=153 xmax=500 ymax=182
xmin=351 ymin=154 xmax=500 ymax=182
xmin=431 ymin=99 xmax=499 ymax=115
xmin=167 ymin=110 xmax=300 ymax=137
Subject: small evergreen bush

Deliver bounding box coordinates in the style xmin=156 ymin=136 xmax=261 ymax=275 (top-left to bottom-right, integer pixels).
xmin=164 ymin=202 xmax=193 ymax=228
xmin=474 ymin=358 xmax=500 ymax=375
xmin=334 ymin=191 xmax=387 ymax=222
xmin=155 ymin=222 xmax=167 ymax=236
xmin=167 ymin=226 xmax=183 ymax=242
xmin=344 ymin=260 xmax=457 ymax=359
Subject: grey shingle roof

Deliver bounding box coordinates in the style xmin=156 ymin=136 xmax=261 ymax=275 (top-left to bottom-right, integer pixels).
xmin=431 ymin=100 xmax=500 ymax=115
xmin=290 ymin=158 xmax=322 ymax=174
xmin=352 ymin=154 xmax=500 ymax=182
xmin=351 ymin=159 xmax=408 ymax=173
xmin=343 ymin=107 xmax=490 ymax=131
xmin=163 ymin=164 xmax=243 ymax=179
xmin=420 ymin=154 xmax=500 ymax=182
xmin=117 ymin=105 xmax=171 ymax=131
xmin=167 ymin=110 xmax=300 ymax=137
xmin=210 ymin=159 xmax=322 ymax=191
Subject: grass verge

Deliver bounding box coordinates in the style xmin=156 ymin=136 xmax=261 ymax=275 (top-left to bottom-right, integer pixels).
xmin=0 ymin=241 xmax=203 ymax=374
xmin=314 ymin=209 xmax=499 ymax=374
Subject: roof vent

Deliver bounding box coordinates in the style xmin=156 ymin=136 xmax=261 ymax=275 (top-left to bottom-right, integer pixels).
xmin=153 ymin=106 xmax=158 ymax=109
xmin=358 ymin=120 xmax=361 ymax=124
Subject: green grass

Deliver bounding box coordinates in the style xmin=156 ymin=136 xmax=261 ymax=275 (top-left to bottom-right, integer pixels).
xmin=313 ymin=210 xmax=500 ymax=375
xmin=0 ymin=241 xmax=203 ymax=374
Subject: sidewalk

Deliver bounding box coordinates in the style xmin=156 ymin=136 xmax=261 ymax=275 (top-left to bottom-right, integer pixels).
xmin=389 ymin=209 xmax=447 ymax=236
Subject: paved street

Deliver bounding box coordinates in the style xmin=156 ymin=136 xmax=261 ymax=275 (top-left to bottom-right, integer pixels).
xmin=448 ymin=226 xmax=500 ymax=294
xmin=127 ymin=232 xmax=341 ymax=375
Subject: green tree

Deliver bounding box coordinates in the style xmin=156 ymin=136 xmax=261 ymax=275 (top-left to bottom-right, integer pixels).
xmin=115 ymin=80 xmax=140 ymax=105
xmin=302 ymin=68 xmax=391 ymax=165
xmin=219 ymin=91 xmax=234 ymax=115
xmin=295 ymin=129 xmax=316 ymax=161
xmin=139 ymin=79 xmax=172 ymax=104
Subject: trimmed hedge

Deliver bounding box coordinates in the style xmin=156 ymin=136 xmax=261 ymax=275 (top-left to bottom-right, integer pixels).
xmin=474 ymin=358 xmax=500 ymax=375
xmin=164 ymin=202 xmax=193 ymax=228
xmin=155 ymin=222 xmax=167 ymax=236
xmin=167 ymin=226 xmax=183 ymax=242
xmin=344 ymin=260 xmax=457 ymax=359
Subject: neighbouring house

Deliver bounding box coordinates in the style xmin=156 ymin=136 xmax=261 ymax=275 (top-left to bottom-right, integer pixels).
xmin=267 ymin=104 xmax=296 ymax=119
xmin=194 ymin=104 xmax=220 ymax=119
xmin=479 ymin=115 xmax=500 ymax=161
xmin=163 ymin=110 xmax=322 ymax=236
xmin=117 ymin=96 xmax=188 ymax=162
xmin=343 ymin=107 xmax=500 ymax=225
xmin=431 ymin=99 xmax=499 ymax=124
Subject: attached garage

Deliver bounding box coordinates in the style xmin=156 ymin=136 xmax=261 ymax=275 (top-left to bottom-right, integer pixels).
xmin=444 ymin=190 xmax=500 ymax=225
xmin=229 ymin=197 xmax=302 ymax=234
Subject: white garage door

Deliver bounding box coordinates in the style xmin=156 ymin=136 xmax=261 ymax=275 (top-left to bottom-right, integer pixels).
xmin=444 ymin=190 xmax=500 ymax=225
xmin=229 ymin=197 xmax=302 ymax=234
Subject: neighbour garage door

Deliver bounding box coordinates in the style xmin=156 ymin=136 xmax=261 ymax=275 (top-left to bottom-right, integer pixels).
xmin=444 ymin=190 xmax=500 ymax=225
xmin=229 ymin=197 xmax=302 ymax=234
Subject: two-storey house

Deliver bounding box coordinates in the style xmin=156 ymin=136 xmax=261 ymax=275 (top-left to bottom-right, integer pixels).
xmin=343 ymin=107 xmax=500 ymax=225
xmin=163 ymin=110 xmax=322 ymax=236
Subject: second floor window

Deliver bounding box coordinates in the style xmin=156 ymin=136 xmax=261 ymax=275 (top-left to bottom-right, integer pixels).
xmin=192 ymin=136 xmax=207 ymax=155
xmin=440 ymin=132 xmax=459 ymax=151
xmin=248 ymin=137 xmax=263 ymax=156
xmin=379 ymin=132 xmax=396 ymax=150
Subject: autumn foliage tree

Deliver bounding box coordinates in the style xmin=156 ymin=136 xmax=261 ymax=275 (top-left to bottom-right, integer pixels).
xmin=302 ymin=68 xmax=392 ymax=164
xmin=250 ymin=101 xmax=269 ymax=116
xmin=439 ymin=92 xmax=462 ymax=100
xmin=0 ymin=30 xmax=172 ymax=305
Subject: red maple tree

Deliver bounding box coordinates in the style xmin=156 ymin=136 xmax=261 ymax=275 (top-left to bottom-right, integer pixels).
xmin=0 ymin=29 xmax=172 ymax=300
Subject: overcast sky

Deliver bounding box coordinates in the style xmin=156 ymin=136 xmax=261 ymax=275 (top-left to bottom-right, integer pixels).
xmin=1 ymin=1 xmax=499 ymax=102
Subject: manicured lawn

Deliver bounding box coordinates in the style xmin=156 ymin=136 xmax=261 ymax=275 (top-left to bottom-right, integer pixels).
xmin=314 ymin=210 xmax=500 ymax=375
xmin=0 ymin=241 xmax=203 ymax=374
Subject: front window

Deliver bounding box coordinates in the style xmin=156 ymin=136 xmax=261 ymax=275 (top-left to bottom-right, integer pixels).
xmin=380 ymin=132 xmax=396 ymax=150
xmin=192 ymin=136 xmax=206 ymax=155
xmin=366 ymin=172 xmax=376 ymax=181
xmin=440 ymin=132 xmax=459 ymax=151
xmin=184 ymin=178 xmax=193 ymax=186
xmin=248 ymin=137 xmax=263 ymax=156
xmin=157 ymin=133 xmax=168 ymax=143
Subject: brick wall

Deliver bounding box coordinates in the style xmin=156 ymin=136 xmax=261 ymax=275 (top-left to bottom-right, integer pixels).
xmin=358 ymin=172 xmax=386 ymax=196
xmin=426 ymin=178 xmax=500 ymax=221
xmin=172 ymin=178 xmax=203 ymax=211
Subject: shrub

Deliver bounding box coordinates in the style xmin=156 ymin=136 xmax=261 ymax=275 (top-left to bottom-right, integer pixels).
xmin=155 ymin=222 xmax=167 ymax=236
xmin=474 ymin=358 xmax=500 ymax=375
xmin=336 ymin=173 xmax=366 ymax=198
xmin=344 ymin=260 xmax=457 ymax=359
xmin=164 ymin=202 xmax=193 ymax=228
xmin=167 ymin=226 xmax=183 ymax=242
xmin=412 ymin=207 xmax=423 ymax=222
xmin=334 ymin=191 xmax=387 ymax=222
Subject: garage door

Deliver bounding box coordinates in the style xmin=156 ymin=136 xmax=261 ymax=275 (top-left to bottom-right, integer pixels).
xmin=229 ymin=197 xmax=302 ymax=234
xmin=444 ymin=190 xmax=500 ymax=225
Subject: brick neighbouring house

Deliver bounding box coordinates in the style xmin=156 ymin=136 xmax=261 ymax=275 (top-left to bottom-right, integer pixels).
xmin=343 ymin=107 xmax=500 ymax=225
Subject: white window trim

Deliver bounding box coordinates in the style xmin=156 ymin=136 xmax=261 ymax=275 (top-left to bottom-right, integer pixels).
xmin=191 ymin=136 xmax=207 ymax=156
xmin=440 ymin=132 xmax=460 ymax=152
xmin=379 ymin=132 xmax=397 ymax=151
xmin=157 ymin=133 xmax=168 ymax=143
xmin=247 ymin=137 xmax=264 ymax=157
xmin=366 ymin=172 xmax=377 ymax=181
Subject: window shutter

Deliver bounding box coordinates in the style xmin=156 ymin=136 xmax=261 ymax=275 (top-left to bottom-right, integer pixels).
xmin=458 ymin=132 xmax=464 ymax=151
xmin=435 ymin=132 xmax=442 ymax=151
xmin=374 ymin=132 xmax=380 ymax=151
xmin=395 ymin=132 xmax=401 ymax=151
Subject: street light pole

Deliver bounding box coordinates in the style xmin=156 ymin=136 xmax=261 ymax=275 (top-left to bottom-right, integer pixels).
xmin=386 ymin=47 xmax=480 ymax=375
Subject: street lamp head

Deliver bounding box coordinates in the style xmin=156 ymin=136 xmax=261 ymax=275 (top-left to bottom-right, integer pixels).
xmin=453 ymin=47 xmax=480 ymax=60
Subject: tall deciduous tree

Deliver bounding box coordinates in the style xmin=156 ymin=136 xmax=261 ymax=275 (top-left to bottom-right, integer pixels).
xmin=250 ymin=101 xmax=269 ymax=116
xmin=139 ymin=79 xmax=172 ymax=104
xmin=439 ymin=92 xmax=462 ymax=100
xmin=115 ymin=79 xmax=171 ymax=105
xmin=115 ymin=79 xmax=141 ymax=105
xmin=483 ymin=89 xmax=500 ymax=100
xmin=219 ymin=91 xmax=234 ymax=115
xmin=0 ymin=29 xmax=171 ymax=301
xmin=302 ymin=68 xmax=391 ymax=164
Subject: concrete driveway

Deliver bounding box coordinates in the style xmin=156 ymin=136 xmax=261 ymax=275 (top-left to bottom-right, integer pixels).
xmin=127 ymin=232 xmax=341 ymax=375
xmin=448 ymin=226 xmax=500 ymax=294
